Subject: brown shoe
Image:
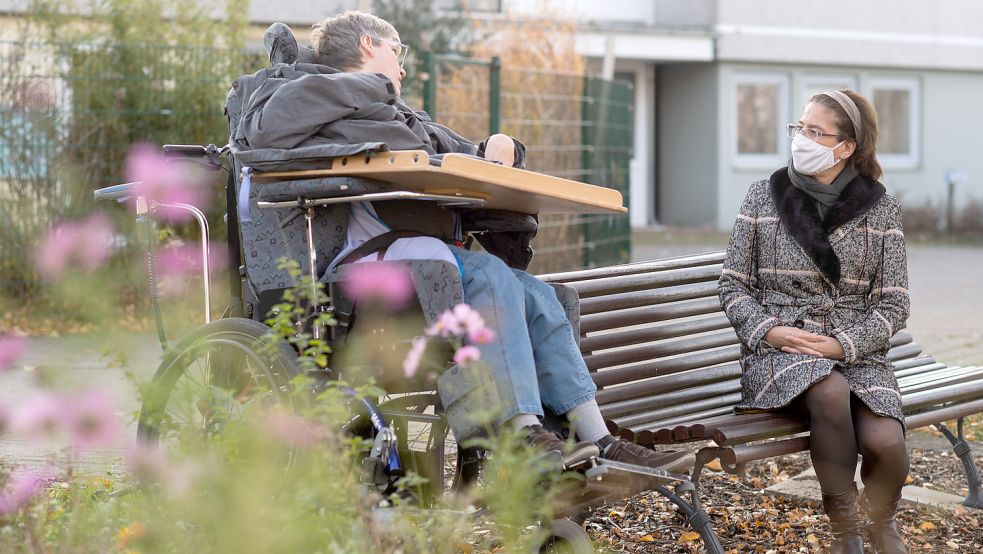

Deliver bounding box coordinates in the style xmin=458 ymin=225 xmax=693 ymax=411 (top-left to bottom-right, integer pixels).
xmin=523 ymin=425 xmax=599 ymax=468
xmin=597 ymin=436 xmax=694 ymax=472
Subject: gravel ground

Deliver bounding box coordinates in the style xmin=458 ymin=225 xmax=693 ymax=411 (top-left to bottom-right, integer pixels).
xmin=583 ymin=445 xmax=983 ymax=553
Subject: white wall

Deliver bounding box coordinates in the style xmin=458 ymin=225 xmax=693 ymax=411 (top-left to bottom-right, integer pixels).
xmin=715 ymin=0 xmax=983 ymax=72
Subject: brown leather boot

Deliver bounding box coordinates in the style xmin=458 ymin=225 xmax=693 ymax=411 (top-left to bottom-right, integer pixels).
xmin=821 ymin=484 xmax=864 ymax=554
xmin=864 ymin=491 xmax=908 ymax=554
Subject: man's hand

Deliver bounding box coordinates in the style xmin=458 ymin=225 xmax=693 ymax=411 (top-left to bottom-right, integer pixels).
xmin=764 ymin=326 xmax=845 ymax=360
xmin=482 ymin=133 xmax=515 ymax=166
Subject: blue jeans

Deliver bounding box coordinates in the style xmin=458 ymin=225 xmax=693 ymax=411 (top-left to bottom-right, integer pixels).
xmin=449 ymin=246 xmax=596 ymax=425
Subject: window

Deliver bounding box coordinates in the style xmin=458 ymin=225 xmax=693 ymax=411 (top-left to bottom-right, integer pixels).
xmin=800 ymin=74 xmax=857 ymax=107
xmin=867 ymin=77 xmax=920 ymax=169
xmin=733 ymin=73 xmax=789 ymax=168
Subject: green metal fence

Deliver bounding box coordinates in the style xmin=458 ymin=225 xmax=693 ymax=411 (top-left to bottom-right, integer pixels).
xmin=420 ymin=53 xmax=633 ymax=273
xmin=0 ymin=42 xmax=632 ymax=296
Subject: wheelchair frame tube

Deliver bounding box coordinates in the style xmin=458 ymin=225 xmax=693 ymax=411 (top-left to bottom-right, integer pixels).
xmin=340 ymin=387 xmax=403 ymax=475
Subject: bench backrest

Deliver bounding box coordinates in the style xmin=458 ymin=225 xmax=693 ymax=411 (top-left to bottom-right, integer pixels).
xmin=539 ymin=251 xmax=923 ymax=441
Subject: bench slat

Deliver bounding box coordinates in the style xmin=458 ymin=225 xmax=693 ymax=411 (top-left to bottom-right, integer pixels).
xmin=712 ymin=416 xmax=809 ymax=446
xmin=592 ymin=345 xmax=741 ymax=388
xmin=568 ymin=264 xmax=724 ymax=298
xmin=903 ymin=377 xmax=983 ymax=410
xmin=539 ymin=251 xmax=726 ymax=283
xmin=580 ymin=297 xmax=722 ymax=334
xmin=894 ymin=361 xmax=948 ymax=379
xmin=906 ymin=398 xmax=983 ymax=429
xmin=586 ymin=330 xmax=738 ymax=371
xmin=609 ymin=380 xmax=743 ymax=426
xmin=594 ymin=362 xmax=742 ymax=405
xmin=579 ymin=281 xmax=718 ymax=315
xmin=581 ymin=313 xmax=733 ymax=353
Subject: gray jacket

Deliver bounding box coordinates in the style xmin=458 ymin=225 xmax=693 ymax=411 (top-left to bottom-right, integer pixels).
xmin=230 ymin=63 xmax=478 ymax=171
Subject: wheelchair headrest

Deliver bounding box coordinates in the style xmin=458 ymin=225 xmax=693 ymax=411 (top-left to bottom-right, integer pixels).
xmin=263 ymin=22 xmax=317 ymax=66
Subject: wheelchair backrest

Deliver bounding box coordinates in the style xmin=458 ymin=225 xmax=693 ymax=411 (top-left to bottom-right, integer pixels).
xmin=224 ymin=68 xmax=351 ymax=318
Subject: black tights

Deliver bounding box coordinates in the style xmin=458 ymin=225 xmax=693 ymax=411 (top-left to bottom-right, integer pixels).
xmin=794 ymin=371 xmax=909 ymax=500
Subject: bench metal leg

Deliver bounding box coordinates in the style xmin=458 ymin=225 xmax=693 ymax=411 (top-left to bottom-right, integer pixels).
xmin=934 ymin=418 xmax=983 ymax=509
xmin=654 ymin=481 xmax=724 ymax=554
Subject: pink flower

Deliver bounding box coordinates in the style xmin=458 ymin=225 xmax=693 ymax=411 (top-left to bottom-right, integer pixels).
xmin=427 ymin=303 xmax=490 ymax=340
xmin=453 ymin=345 xmax=481 ymax=368
xmin=124 ymin=443 xmax=169 ymax=484
xmin=126 ymin=144 xmax=210 ymax=222
xmin=261 ymin=408 xmax=325 ymax=448
xmin=403 ymin=337 xmax=428 ymax=378
xmin=0 ymin=467 xmax=56 ymax=515
xmin=9 ymin=392 xmax=64 ymax=440
xmin=63 ymin=390 xmax=121 ymax=450
xmin=0 ymin=335 xmax=28 ymax=372
xmin=154 ymin=243 xmax=229 ymax=297
xmin=467 ymin=326 xmax=496 ymax=345
xmin=340 ymin=263 xmax=415 ymax=309
xmin=35 ymin=213 xmax=115 ymax=280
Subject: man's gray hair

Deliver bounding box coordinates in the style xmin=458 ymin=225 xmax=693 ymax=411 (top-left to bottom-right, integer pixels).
xmin=311 ymin=11 xmax=397 ymax=70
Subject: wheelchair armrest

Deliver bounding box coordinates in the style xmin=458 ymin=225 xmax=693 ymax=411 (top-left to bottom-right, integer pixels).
xmin=257 ymin=176 xmax=386 ymax=202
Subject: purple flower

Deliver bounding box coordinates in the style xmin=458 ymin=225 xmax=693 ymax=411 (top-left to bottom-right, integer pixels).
xmin=0 ymin=467 xmax=56 ymax=515
xmin=467 ymin=326 xmax=496 ymax=345
xmin=0 ymin=335 xmax=28 ymax=372
xmin=9 ymin=392 xmax=64 ymax=441
xmin=64 ymin=390 xmax=121 ymax=450
xmin=452 ymin=345 xmax=481 ymax=368
xmin=403 ymin=337 xmax=428 ymax=378
xmin=427 ymin=303 xmax=493 ymax=342
xmin=340 ymin=263 xmax=415 ymax=309
xmin=154 ymin=243 xmax=229 ymax=297
xmin=126 ymin=144 xmax=210 ymax=222
xmin=261 ymin=408 xmax=325 ymax=448
xmin=35 ymin=213 xmax=115 ymax=280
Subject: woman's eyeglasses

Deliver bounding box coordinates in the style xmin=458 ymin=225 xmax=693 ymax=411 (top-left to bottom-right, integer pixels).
xmin=786 ymin=124 xmax=842 ymax=141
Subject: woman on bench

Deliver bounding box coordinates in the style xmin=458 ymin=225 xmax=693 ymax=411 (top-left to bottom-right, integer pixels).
xmin=719 ymin=90 xmax=909 ymax=554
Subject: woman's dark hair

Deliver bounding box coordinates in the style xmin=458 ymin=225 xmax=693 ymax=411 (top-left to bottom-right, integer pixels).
xmin=811 ymin=89 xmax=883 ymax=181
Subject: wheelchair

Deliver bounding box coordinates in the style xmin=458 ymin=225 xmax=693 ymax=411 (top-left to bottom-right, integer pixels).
xmin=92 ymin=28 xmax=720 ymax=554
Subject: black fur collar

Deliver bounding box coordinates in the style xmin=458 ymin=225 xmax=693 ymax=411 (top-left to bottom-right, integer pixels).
xmin=769 ymin=167 xmax=885 ymax=284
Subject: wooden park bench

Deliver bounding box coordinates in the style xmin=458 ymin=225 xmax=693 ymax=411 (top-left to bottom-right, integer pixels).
xmin=539 ymin=250 xmax=983 ymax=510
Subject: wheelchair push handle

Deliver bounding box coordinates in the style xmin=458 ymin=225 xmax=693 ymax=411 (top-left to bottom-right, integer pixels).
xmin=163 ymin=143 xmax=228 ymax=172
xmin=93 ymin=182 xmax=136 ymax=202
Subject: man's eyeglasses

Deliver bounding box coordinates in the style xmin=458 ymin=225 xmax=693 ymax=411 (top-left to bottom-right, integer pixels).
xmin=786 ymin=124 xmax=842 ymax=141
xmin=372 ymin=36 xmax=410 ymax=67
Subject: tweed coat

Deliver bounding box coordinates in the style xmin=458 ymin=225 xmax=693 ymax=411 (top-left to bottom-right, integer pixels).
xmin=718 ymin=167 xmax=911 ymax=426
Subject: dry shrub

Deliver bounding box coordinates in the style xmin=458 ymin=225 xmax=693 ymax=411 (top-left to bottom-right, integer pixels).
xmin=901 ymin=199 xmax=942 ymax=235
xmin=954 ymin=196 xmax=983 ymax=234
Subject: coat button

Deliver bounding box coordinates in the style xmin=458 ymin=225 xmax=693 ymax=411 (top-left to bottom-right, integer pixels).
xmin=793 ymin=319 xmax=805 ymax=329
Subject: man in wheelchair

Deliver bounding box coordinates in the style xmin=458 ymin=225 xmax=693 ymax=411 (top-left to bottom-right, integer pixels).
xmin=238 ymin=10 xmax=693 ymax=473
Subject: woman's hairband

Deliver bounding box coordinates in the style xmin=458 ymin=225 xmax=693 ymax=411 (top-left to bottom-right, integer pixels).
xmin=821 ymin=90 xmax=863 ymax=142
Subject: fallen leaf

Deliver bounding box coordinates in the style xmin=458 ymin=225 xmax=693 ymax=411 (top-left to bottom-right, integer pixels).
xmin=706 ymin=459 xmax=723 ymax=472
xmin=639 ymin=535 xmax=654 ymax=542
xmin=905 ymin=475 xmax=914 ymax=485
xmin=920 ymin=521 xmax=936 ymax=531
xmin=678 ymin=531 xmax=701 ymax=543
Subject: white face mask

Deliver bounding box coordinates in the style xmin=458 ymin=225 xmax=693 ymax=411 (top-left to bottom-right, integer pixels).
xmin=791 ymin=133 xmax=845 ymax=176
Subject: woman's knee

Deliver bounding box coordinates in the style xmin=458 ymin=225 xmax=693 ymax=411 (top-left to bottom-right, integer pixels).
xmin=801 ymin=372 xmax=852 ymax=419
xmin=856 ymin=416 xmax=907 ymax=461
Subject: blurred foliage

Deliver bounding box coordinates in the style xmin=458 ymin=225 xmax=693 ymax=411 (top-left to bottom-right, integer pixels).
xmin=0 ymin=0 xmax=252 ymax=300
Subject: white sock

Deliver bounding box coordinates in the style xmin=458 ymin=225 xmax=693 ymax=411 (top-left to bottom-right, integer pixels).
xmin=566 ymin=399 xmax=609 ymax=443
xmin=508 ymin=413 xmax=541 ymax=431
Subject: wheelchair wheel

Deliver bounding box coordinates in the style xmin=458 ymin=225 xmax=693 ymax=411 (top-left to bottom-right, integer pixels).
xmin=536 ymin=519 xmax=595 ymax=554
xmin=137 ymin=317 xmax=301 ymax=453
